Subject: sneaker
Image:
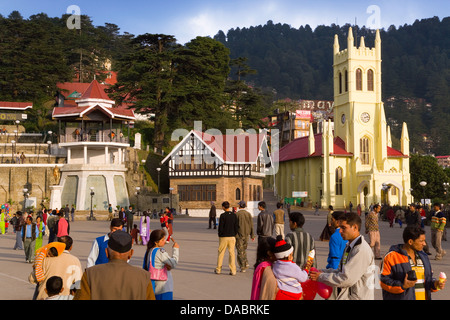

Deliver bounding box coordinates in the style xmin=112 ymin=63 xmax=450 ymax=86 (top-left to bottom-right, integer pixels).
xmin=240 ymin=268 xmax=247 ymax=273
xmin=229 ymin=272 xmax=236 ymax=276
xmin=214 ymin=269 xmax=221 ymax=275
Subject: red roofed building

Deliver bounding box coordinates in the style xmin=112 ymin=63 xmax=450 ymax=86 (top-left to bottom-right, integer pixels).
xmin=160 ymin=129 xmax=272 ymax=216
xmin=274 ymin=28 xmax=411 ymax=209
xmin=49 ymin=80 xmax=136 ymax=215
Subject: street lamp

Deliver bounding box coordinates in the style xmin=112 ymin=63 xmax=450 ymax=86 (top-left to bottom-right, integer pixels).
xmin=169 ymin=187 xmax=174 ymax=212
xmin=47 ymin=141 xmax=52 ymax=163
xmin=443 ymin=182 xmax=449 ymax=203
xmin=11 ymin=140 xmax=15 ymax=163
xmin=135 ymin=186 xmax=141 ymax=215
xmin=156 ymin=167 xmax=161 ymax=193
xmin=23 ymin=188 xmax=29 ymax=211
xmin=409 ymin=188 xmax=414 ymax=204
xmin=419 ymin=181 xmax=427 ymax=206
xmin=88 ymin=187 xmax=96 ymax=221
xmin=15 ymin=120 xmax=19 ymax=140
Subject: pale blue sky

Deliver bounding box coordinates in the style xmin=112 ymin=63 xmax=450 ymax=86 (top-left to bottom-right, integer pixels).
xmin=1 ymin=0 xmax=449 ymax=43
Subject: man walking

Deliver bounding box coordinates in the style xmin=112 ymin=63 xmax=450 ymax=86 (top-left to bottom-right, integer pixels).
xmin=86 ymin=218 xmax=124 ymax=268
xmin=215 ymin=201 xmax=238 ymax=276
xmin=430 ymin=203 xmax=447 ymax=260
xmin=125 ymin=205 xmax=135 ymax=234
xmin=22 ymin=216 xmax=39 ymax=263
xmin=365 ymin=203 xmax=382 ymax=260
xmin=13 ymin=211 xmax=25 ymax=250
xmin=256 ymin=201 xmax=273 ymax=244
xmin=273 ymin=202 xmax=285 ymax=239
xmin=235 ymin=201 xmax=255 ymax=273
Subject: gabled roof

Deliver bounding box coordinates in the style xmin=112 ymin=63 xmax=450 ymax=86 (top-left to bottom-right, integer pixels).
xmin=161 ymin=130 xmax=268 ymax=165
xmin=52 ymin=105 xmax=135 ymax=120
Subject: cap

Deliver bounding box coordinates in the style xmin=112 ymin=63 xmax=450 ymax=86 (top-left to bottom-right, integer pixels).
xmin=273 ymin=235 xmax=293 ymax=259
xmin=238 ymin=200 xmax=246 ymax=207
xmin=108 ymin=230 xmax=132 ymax=253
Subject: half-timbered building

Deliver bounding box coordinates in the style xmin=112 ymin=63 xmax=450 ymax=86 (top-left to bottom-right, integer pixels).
xmin=161 ymin=129 xmax=271 ymax=216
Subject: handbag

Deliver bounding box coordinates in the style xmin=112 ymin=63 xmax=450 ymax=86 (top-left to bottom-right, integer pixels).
xmin=146 ymin=248 xmax=168 ymax=281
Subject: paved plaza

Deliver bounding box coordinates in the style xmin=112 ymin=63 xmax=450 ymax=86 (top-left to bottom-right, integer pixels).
xmin=1 ymin=201 xmax=450 ymax=300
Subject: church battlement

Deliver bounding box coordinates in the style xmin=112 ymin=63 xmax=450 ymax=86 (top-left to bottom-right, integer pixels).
xmin=333 ymin=27 xmax=381 ymax=65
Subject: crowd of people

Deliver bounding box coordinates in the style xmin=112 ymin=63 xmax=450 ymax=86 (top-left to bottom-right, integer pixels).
xmin=2 ymin=204 xmax=179 ymax=300
xmin=249 ymin=201 xmax=447 ymax=300
xmin=2 ymin=197 xmax=449 ymax=301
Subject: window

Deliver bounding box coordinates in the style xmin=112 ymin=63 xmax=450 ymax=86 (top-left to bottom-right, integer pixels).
xmin=344 ymin=70 xmax=348 ymax=92
xmin=335 ymin=167 xmax=343 ymax=195
xmin=178 ymin=185 xmax=216 ymax=201
xmin=360 ymin=137 xmax=370 ymax=165
xmin=236 ymin=188 xmax=241 ymax=200
xmin=367 ymin=69 xmax=374 ymax=91
xmin=356 ymin=68 xmax=363 ymax=91
xmin=339 ymin=72 xmax=343 ymax=94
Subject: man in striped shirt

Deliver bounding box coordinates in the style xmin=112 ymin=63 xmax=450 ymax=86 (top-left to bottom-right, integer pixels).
xmin=285 ymin=211 xmax=316 ymax=269
xmin=430 ymin=203 xmax=446 ymax=260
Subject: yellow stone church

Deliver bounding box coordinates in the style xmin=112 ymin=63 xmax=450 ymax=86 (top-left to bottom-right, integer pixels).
xmin=275 ymin=28 xmax=411 ymax=209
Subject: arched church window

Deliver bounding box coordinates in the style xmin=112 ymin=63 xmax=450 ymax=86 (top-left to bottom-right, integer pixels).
xmin=356 ymin=68 xmax=363 ymax=91
xmin=335 ymin=167 xmax=343 ymax=195
xmin=367 ymin=69 xmax=374 ymax=91
xmin=236 ymin=188 xmax=241 ymax=200
xmin=339 ymin=72 xmax=343 ymax=94
xmin=360 ymin=137 xmax=370 ymax=165
xmin=344 ymin=70 xmax=348 ymax=92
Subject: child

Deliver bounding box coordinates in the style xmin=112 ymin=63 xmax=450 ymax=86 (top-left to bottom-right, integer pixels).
xmin=44 ymin=276 xmax=73 ymax=300
xmin=272 ymin=235 xmax=308 ymax=300
xmin=130 ymin=223 xmax=140 ymax=245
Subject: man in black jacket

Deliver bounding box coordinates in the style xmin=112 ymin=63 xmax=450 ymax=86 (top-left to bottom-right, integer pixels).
xmin=215 ymin=201 xmax=238 ymax=276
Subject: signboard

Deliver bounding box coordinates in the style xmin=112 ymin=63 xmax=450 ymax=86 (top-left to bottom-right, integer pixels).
xmin=296 ymin=110 xmax=311 ymax=119
xmin=0 ymin=113 xmax=27 ymax=121
xmin=292 ymin=191 xmax=308 ymax=198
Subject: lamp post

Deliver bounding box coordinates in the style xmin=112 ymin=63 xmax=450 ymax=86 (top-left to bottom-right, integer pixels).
xmin=419 ymin=181 xmax=427 ymax=207
xmin=47 ymin=140 xmax=52 ymax=163
xmin=135 ymin=186 xmax=141 ymax=216
xmin=156 ymin=167 xmax=161 ymax=193
xmin=443 ymin=182 xmax=449 ymax=203
xmin=89 ymin=187 xmax=96 ymax=220
xmin=409 ymin=188 xmax=414 ymax=204
xmin=23 ymin=188 xmax=29 ymax=211
xmin=15 ymin=120 xmax=19 ymax=140
xmin=11 ymin=140 xmax=15 ymax=163
xmin=169 ymin=187 xmax=174 ymax=212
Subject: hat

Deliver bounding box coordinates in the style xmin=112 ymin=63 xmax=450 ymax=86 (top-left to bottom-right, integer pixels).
xmin=238 ymin=200 xmax=246 ymax=207
xmin=273 ymin=235 xmax=293 ymax=259
xmin=108 ymin=230 xmax=132 ymax=253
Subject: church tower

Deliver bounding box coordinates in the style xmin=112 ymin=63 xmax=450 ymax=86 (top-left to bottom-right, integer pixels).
xmin=333 ymin=28 xmax=385 ymax=169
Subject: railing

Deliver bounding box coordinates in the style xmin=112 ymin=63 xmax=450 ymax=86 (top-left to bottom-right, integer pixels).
xmin=59 ymin=131 xmax=129 ymax=144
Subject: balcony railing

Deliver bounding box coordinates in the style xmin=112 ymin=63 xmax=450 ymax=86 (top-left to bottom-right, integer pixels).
xmin=59 ymin=131 xmax=129 ymax=144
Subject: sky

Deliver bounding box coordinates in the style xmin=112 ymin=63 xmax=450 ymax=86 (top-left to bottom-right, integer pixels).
xmin=0 ymin=0 xmax=449 ymax=44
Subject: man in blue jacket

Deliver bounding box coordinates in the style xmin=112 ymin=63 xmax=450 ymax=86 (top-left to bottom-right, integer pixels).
xmin=86 ymin=218 xmax=124 ymax=267
xmin=326 ymin=211 xmax=348 ymax=269
xmin=380 ymin=226 xmax=446 ymax=300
